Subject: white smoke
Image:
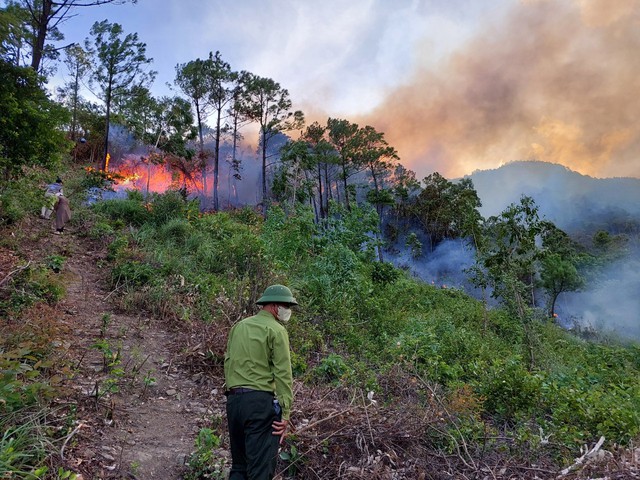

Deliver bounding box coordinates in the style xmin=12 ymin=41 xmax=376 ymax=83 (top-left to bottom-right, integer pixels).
xmin=557 ymin=252 xmax=640 ymax=341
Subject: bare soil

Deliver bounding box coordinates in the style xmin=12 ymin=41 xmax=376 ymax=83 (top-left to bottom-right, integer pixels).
xmin=16 ymin=218 xmax=228 ymax=479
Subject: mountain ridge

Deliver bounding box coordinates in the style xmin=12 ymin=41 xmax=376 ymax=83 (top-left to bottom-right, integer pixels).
xmin=464 ymin=160 xmax=640 ymax=233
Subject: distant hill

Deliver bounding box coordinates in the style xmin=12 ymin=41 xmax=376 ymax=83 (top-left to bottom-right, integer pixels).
xmin=463 ymin=161 xmax=640 ymax=339
xmin=465 ymin=161 xmax=640 ymax=234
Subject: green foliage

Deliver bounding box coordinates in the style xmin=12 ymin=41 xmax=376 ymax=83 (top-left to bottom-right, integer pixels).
xmin=405 ymin=232 xmax=422 ymax=258
xmin=157 ymin=218 xmax=193 ymax=246
xmin=46 ymin=255 xmax=65 ymax=273
xmin=477 ymin=357 xmax=543 ymax=422
xmin=228 ymin=206 xmax=263 ymax=228
xmin=111 ymin=261 xmax=157 ymax=288
xmin=92 ymin=197 xmax=150 ymax=226
xmin=313 ymin=353 xmax=351 ymax=385
xmin=370 ymin=261 xmax=400 ymax=285
xmin=0 ymin=414 xmax=49 ymax=479
xmin=0 ymin=62 xmax=70 ymax=181
xmin=148 ymin=189 xmax=198 ymax=226
xmin=106 ymin=234 xmax=130 ymax=261
xmin=261 ymin=205 xmax=316 ymax=270
xmin=408 ymin=173 xmax=483 ymax=246
xmin=1 ymin=266 xmax=65 ymax=316
xmin=321 ymin=201 xmax=379 ymax=257
xmin=0 ymin=348 xmax=56 ymax=413
xmin=279 ymin=443 xmax=302 ymax=476
xmin=88 ymin=220 xmax=115 ymax=240
xmin=184 ymin=428 xmax=225 ymax=480
xmin=72 ymin=187 xmax=640 ymax=464
xmin=0 ymin=168 xmax=51 ymax=226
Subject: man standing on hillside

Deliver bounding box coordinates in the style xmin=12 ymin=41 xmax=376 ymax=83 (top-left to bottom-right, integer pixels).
xmin=224 ymin=284 xmax=297 ymax=480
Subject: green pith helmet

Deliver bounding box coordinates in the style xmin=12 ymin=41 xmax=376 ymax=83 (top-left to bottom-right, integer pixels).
xmin=256 ymin=284 xmax=298 ymax=306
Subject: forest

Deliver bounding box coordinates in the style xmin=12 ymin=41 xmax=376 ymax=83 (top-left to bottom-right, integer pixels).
xmin=1 ymin=1 xmax=639 ymax=479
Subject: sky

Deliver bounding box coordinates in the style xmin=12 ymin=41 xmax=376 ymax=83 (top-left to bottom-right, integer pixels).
xmin=49 ymin=0 xmax=640 ymax=181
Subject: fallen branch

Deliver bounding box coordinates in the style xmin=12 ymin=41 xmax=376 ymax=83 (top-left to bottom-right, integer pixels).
xmin=0 ymin=261 xmax=31 ymax=287
xmin=557 ymin=435 xmax=606 ymax=477
xmin=60 ymin=422 xmax=86 ymax=461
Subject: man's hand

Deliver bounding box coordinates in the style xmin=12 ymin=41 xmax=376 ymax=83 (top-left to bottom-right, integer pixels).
xmin=272 ymin=419 xmax=289 ymax=444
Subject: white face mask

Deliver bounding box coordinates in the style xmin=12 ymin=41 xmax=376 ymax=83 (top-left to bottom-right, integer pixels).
xmin=277 ymin=306 xmax=292 ymax=323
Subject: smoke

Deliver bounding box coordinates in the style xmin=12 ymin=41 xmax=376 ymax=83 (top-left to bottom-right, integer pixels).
xmin=359 ymin=0 xmax=640 ymax=180
xmin=387 ymin=235 xmax=477 ymax=290
xmin=557 ymin=250 xmax=640 ymax=341
xmin=105 ymin=133 xmax=278 ymax=209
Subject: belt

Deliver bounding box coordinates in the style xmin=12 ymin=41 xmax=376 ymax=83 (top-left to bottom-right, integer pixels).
xmin=225 ymin=387 xmax=256 ymax=396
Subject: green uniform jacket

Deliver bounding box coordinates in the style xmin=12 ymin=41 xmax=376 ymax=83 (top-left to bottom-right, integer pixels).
xmin=224 ymin=309 xmax=294 ymax=420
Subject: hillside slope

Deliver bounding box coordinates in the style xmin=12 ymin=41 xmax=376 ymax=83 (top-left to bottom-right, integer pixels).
xmin=3 ymin=215 xmax=223 ymax=478
xmin=3 ymin=192 xmax=640 ymax=479
xmin=466 ymin=160 xmax=640 ymax=233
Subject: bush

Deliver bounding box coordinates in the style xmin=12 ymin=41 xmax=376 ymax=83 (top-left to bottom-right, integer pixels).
xmin=313 ymin=353 xmax=351 ymax=385
xmin=157 ymin=218 xmax=193 ymax=246
xmin=92 ymin=198 xmax=149 ymax=226
xmin=261 ymin=205 xmax=316 ymax=270
xmin=370 ymin=261 xmax=400 ymax=285
xmin=0 ymin=267 xmax=65 ymax=317
xmin=0 ymin=168 xmax=49 ymax=226
xmin=111 ymin=261 xmax=157 ymax=288
xmin=477 ymin=357 xmax=543 ymax=423
xmin=184 ymin=428 xmax=226 ymax=479
xmin=149 ymin=190 xmax=198 ymax=226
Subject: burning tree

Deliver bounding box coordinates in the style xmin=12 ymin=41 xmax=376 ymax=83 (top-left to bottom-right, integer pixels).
xmin=175 ymin=56 xmax=212 ymax=207
xmin=84 ymin=19 xmax=155 ymax=171
xmin=240 ymin=72 xmax=304 ymax=212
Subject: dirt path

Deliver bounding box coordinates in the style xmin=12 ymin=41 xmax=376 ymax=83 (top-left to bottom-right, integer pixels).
xmin=40 ymin=226 xmax=227 ymax=479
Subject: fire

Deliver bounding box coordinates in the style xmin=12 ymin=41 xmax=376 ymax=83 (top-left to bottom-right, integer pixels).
xmin=108 ymin=154 xmax=205 ymax=196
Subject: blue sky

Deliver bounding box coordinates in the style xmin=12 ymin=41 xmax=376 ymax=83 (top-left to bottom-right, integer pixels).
xmin=48 ymin=0 xmax=640 ymax=180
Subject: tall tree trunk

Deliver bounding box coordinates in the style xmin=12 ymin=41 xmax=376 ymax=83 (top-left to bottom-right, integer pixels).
xmin=324 ymin=163 xmax=332 ymax=216
xmin=102 ymin=83 xmax=112 ymax=171
xmin=261 ymin=127 xmax=268 ymax=214
xmin=231 ymin=115 xmax=240 ymax=206
xmin=213 ymin=107 xmax=222 ymax=211
xmin=195 ymin=102 xmax=207 ymax=210
xmin=71 ymin=62 xmax=79 ymax=141
xmin=341 ymin=162 xmax=350 ymax=210
xmin=317 ymin=163 xmax=324 ymax=220
xmin=31 ymin=0 xmax=53 ymax=72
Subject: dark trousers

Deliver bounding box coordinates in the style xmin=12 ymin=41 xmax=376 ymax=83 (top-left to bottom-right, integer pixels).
xmin=226 ymin=391 xmax=280 ymax=480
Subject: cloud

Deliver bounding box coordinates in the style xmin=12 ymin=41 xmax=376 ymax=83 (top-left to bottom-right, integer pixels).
xmin=359 ymin=0 xmax=640 ymax=180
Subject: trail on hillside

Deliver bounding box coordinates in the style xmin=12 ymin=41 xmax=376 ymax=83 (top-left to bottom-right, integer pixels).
xmin=37 ymin=222 xmax=227 ymax=479
xmin=18 ymin=215 xmax=639 ymax=480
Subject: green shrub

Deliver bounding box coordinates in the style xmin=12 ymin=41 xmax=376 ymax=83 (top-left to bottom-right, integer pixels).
xmin=89 ymin=221 xmax=115 ymax=240
xmin=370 ymin=261 xmax=400 ymax=285
xmin=111 ymin=261 xmax=157 ymax=288
xmin=107 ymin=235 xmax=130 ymax=261
xmin=184 ymin=428 xmax=225 ymax=480
xmin=149 ymin=190 xmax=198 ymax=226
xmin=0 ymin=413 xmax=50 ymax=478
xmin=1 ymin=267 xmax=65 ymax=315
xmin=45 ymin=255 xmax=65 ymax=273
xmin=228 ymin=206 xmax=263 ymax=228
xmin=261 ymin=205 xmax=317 ymax=270
xmin=91 ymin=198 xmax=149 ymax=226
xmin=477 ymin=357 xmax=543 ymax=423
xmin=157 ymin=218 xmax=193 ymax=246
xmin=0 ymin=169 xmax=47 ymax=226
xmin=313 ymin=353 xmax=351 ymax=385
